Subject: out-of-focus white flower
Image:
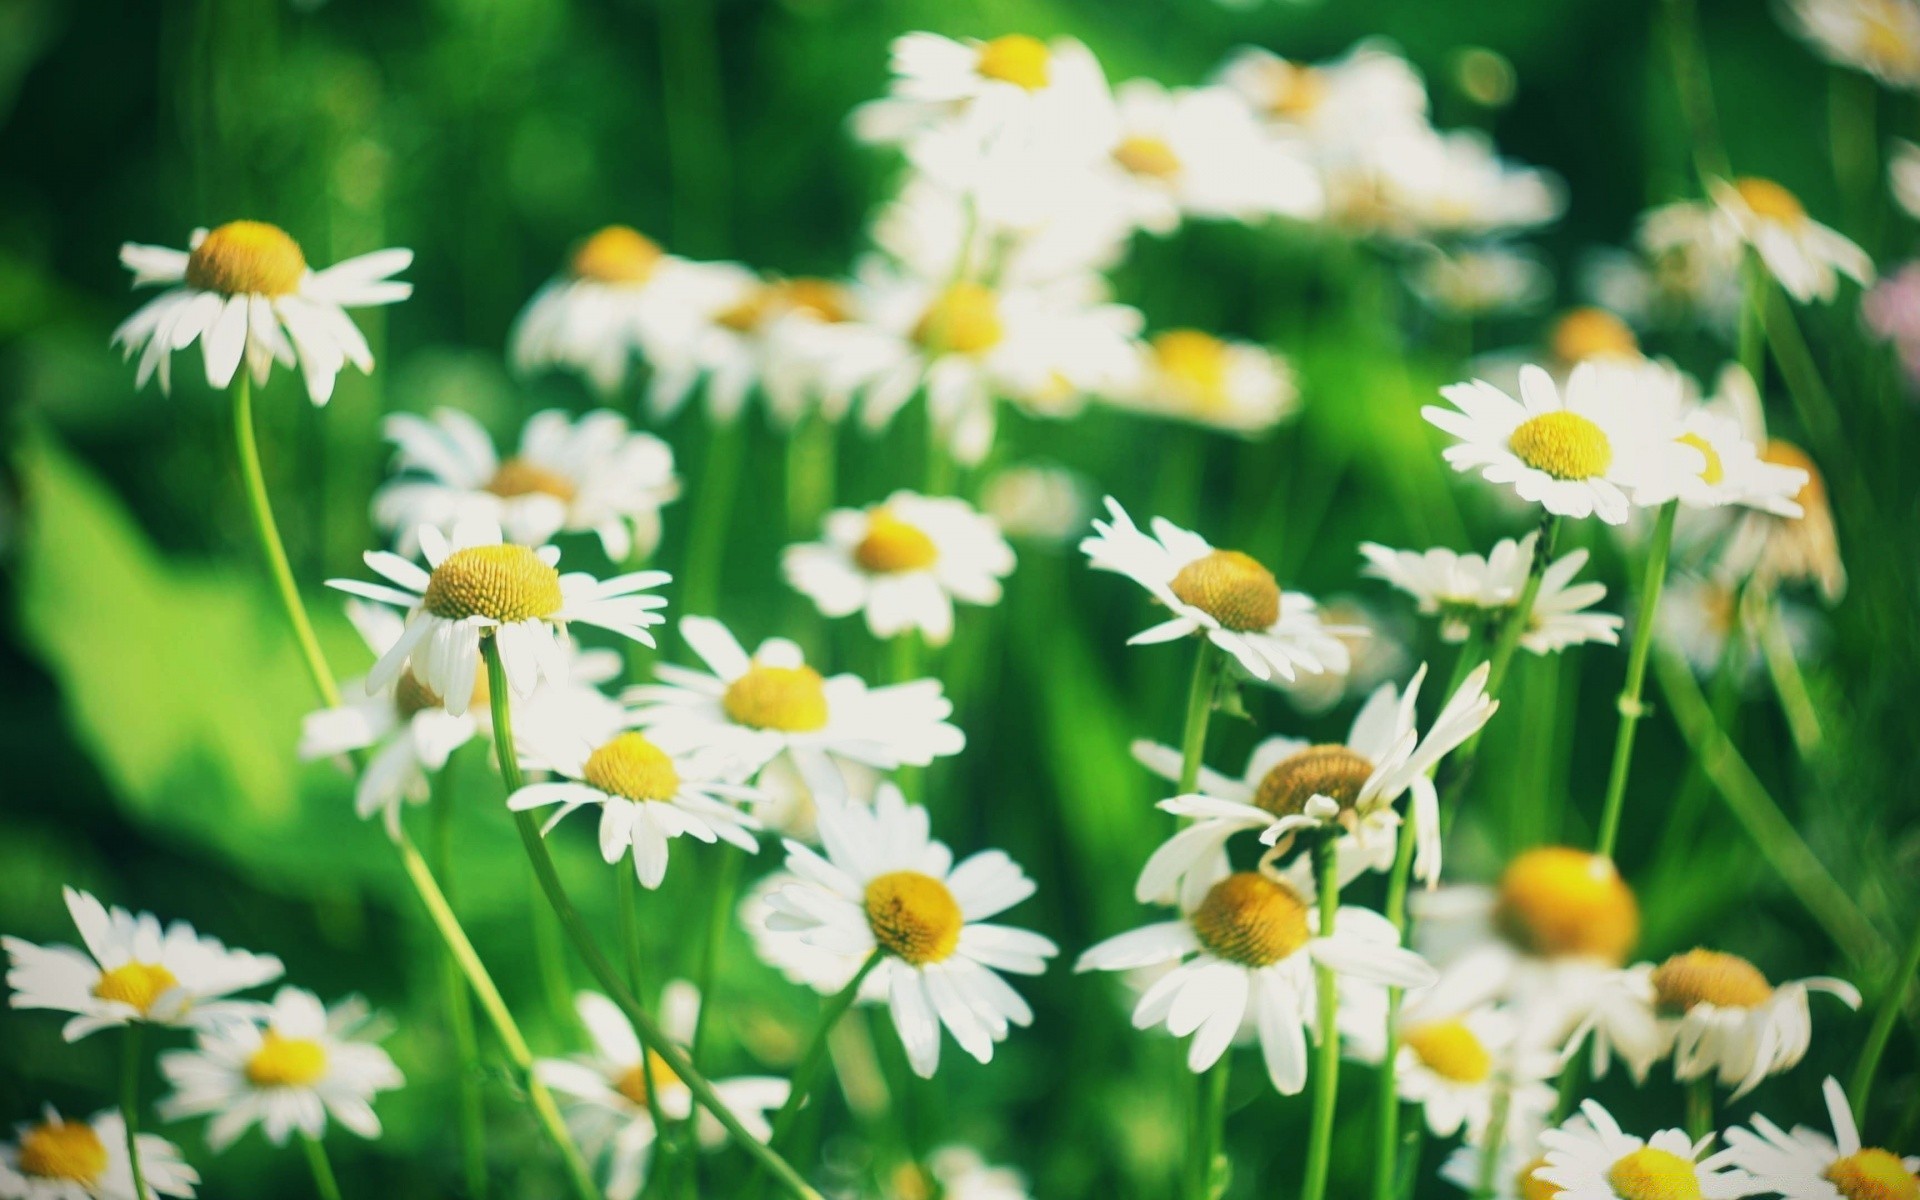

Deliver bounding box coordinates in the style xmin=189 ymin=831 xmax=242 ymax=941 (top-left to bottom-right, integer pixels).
xmin=852 ymin=33 xmax=1112 ymax=149
xmin=1216 ymin=41 xmax=1431 ymax=152
xmin=1650 ymin=948 xmax=1859 ymax=1099
xmin=926 ymin=1146 xmax=1032 ymax=1200
xmin=1361 ymin=533 xmax=1623 ymax=653
xmin=1271 ymin=596 xmax=1410 ymax=715
xmin=1637 ymin=200 xmax=1748 ymax=330
xmin=1712 ymin=370 xmax=1848 ymax=601
xmin=1725 ymin=1076 xmax=1920 ymax=1200
xmin=1783 ymin=0 xmax=1920 ymax=87
xmin=1393 ymin=1002 xmax=1556 ymax=1141
xmin=978 ymin=463 xmax=1094 ymax=544
xmin=1405 ymin=244 xmax=1553 ymax=317
xmin=1370 ymin=129 xmax=1565 ymax=239
xmin=1109 ymin=329 xmax=1299 ymax=435
xmin=0 ymin=1107 xmax=197 ymax=1200
xmin=1710 ymin=177 xmax=1874 ymax=304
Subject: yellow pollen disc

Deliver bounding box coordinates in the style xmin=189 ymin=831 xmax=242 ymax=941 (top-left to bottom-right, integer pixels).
xmin=1268 ymin=64 xmax=1327 ymax=119
xmin=1169 ymin=549 xmax=1281 ymax=632
xmin=717 ymin=286 xmax=779 ymax=334
xmin=1674 ymin=433 xmax=1724 ymax=486
xmin=17 ymin=1120 xmax=108 ymax=1183
xmin=1606 ymin=1147 xmax=1704 ymax=1200
xmin=1153 ymin=330 xmax=1230 ymax=408
xmin=864 ymin=871 xmax=964 ymax=965
xmin=853 ymin=509 xmax=940 ymax=574
xmin=582 ymin=732 xmax=681 ymax=802
xmin=395 ymin=667 xmax=488 ymax=718
xmin=1403 ymin=1019 xmax=1492 ymax=1084
xmin=1508 ymin=410 xmax=1613 ymax=481
xmin=615 ymin=1051 xmax=681 ymax=1107
xmin=975 ymin=35 xmax=1050 ymax=91
xmin=1517 ymin=1156 xmax=1565 ymax=1200
xmin=1864 ymin=11 xmax=1920 ymax=71
xmin=1494 ymin=847 xmax=1640 ymax=965
xmin=913 ymin=282 xmax=1004 ymax=356
xmin=571 ymin=225 xmax=663 ymax=284
xmin=722 ymin=664 xmax=830 ymax=732
xmin=422 ymin=544 xmax=564 ymax=623
xmin=92 ymin=962 xmax=180 ymax=1014
xmin=1114 ymin=135 xmax=1182 ymax=180
xmin=486 ymin=458 xmax=578 ymax=503
xmin=1826 ymin=1149 xmax=1920 ymax=1200
xmin=1734 ymin=177 xmax=1806 ymax=223
xmin=718 ymin=278 xmax=853 ymax=332
xmin=185 ymin=220 xmax=307 ymax=297
xmin=245 ymin=1032 xmax=330 ymax=1088
xmin=1551 ymin=307 xmax=1639 ymax=364
xmin=1253 ymin=744 xmax=1375 ymax=819
xmin=1651 ymin=949 xmax=1774 ymax=1013
xmin=1190 ymin=872 xmax=1312 ymax=968
xmin=1761 ymin=439 xmax=1825 ymax=510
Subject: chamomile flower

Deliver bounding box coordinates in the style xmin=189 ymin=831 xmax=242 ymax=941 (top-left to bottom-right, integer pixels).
xmin=761 ymin=786 xmax=1059 ymax=1078
xmin=0 ymin=1108 xmax=197 ymax=1200
xmin=1663 ymin=388 xmax=1810 ymax=515
xmin=536 ymin=984 xmax=787 ymax=1200
xmin=1216 ymin=41 xmax=1431 ymax=151
xmin=4 ymin=888 xmax=282 ymax=1042
xmin=1537 ymin=1101 xmax=1756 ymax=1199
xmin=111 ymin=222 xmax=410 ymax=406
xmin=1725 ymin=1076 xmax=1920 ymax=1200
xmin=783 ymin=491 xmax=1015 ymax=646
xmin=157 ymin=987 xmax=402 ymax=1152
xmin=1360 ymin=534 xmax=1623 ymax=653
xmin=1783 ymin=0 xmax=1920 ymax=87
xmin=1112 ymin=330 xmax=1300 ymax=435
xmin=741 ymin=872 xmax=889 ymax=999
xmin=1710 ymin=177 xmax=1873 ymax=304
xmin=1076 ymin=870 xmax=1435 ymax=1094
xmin=1394 ymin=1004 xmax=1555 ymax=1140
xmin=373 ymin=408 xmax=679 ymax=562
xmin=1713 ymin=372 xmax=1848 ymax=601
xmin=1651 ymin=948 xmax=1860 ymax=1098
xmin=327 ymin=518 xmax=669 ymax=717
xmin=851 ymin=33 xmax=1111 ymax=147
xmin=1373 ymin=129 xmax=1566 ymax=239
xmin=1079 ymin=497 xmax=1351 ymax=682
xmin=626 ymin=617 xmax=964 ymax=799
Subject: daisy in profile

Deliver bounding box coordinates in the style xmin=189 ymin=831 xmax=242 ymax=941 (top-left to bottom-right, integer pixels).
xmin=626 ymin=617 xmax=964 ymax=799
xmin=1537 ymin=1100 xmax=1755 ymax=1199
xmin=0 ymin=1107 xmax=198 ymax=1200
xmin=1360 ymin=533 xmax=1623 ymax=653
xmin=5 ymin=888 xmax=282 ymax=1042
xmin=373 ymin=408 xmax=679 ymax=562
xmin=782 ymin=491 xmax=1015 ymax=646
xmin=1725 ymin=1076 xmax=1920 ymax=1200
xmin=1112 ymin=329 xmax=1300 ymax=436
xmin=1782 ymin=0 xmax=1920 ymax=87
xmin=1650 ymin=948 xmax=1860 ymax=1098
xmin=851 ymin=33 xmax=1111 ymax=146
xmin=761 ymin=786 xmax=1058 ymax=1078
xmin=1076 ymin=870 xmax=1434 ymax=1094
xmin=1392 ymin=1002 xmax=1556 ymax=1140
xmin=1080 ymin=497 xmax=1352 ymax=682
xmin=1712 ymin=369 xmax=1847 ymax=601
xmin=537 ymin=984 xmax=787 ymax=1200
xmin=157 ymin=987 xmax=402 ymax=1152
xmin=326 ymin=518 xmax=669 ymax=717
xmin=1710 ymin=177 xmax=1873 ymax=304
xmin=112 ymin=221 xmax=411 ymax=405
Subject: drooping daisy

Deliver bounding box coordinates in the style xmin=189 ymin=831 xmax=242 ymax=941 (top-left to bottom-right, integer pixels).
xmin=0 ymin=1108 xmax=197 ymax=1200
xmin=1783 ymin=0 xmax=1920 ymax=87
xmin=536 ymin=984 xmax=787 ymax=1200
xmin=1536 ymin=1100 xmax=1756 ymax=1199
xmin=1651 ymin=948 xmax=1860 ymax=1098
xmin=4 ymin=888 xmax=282 ymax=1042
xmin=1393 ymin=1003 xmax=1556 ymax=1141
xmin=1360 ymin=533 xmax=1623 ymax=653
xmin=1110 ymin=329 xmax=1300 ymax=435
xmin=782 ymin=491 xmax=1015 ymax=646
xmin=326 ymin=518 xmax=669 ymax=718
xmin=1076 ymin=870 xmax=1435 ymax=1094
xmin=1079 ymin=497 xmax=1352 ymax=682
xmin=626 ymin=617 xmax=964 ymax=800
xmin=761 ymin=786 xmax=1059 ymax=1078
xmin=1712 ymin=371 xmax=1848 ymax=602
xmin=1710 ymin=177 xmax=1874 ymax=304
xmin=157 ymin=987 xmax=402 ymax=1152
xmin=850 ymin=33 xmax=1112 ymax=147
xmin=111 ymin=222 xmax=411 ymax=405
xmin=1725 ymin=1075 xmax=1920 ymax=1200
xmin=373 ymin=408 xmax=679 ymax=562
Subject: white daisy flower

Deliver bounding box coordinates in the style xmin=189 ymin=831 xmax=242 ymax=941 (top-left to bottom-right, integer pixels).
xmin=4 ymin=888 xmax=282 ymax=1042
xmin=625 ymin=616 xmax=964 ymax=801
xmin=1440 ymin=1132 xmax=1558 ymax=1200
xmin=0 ymin=1107 xmax=197 ymax=1200
xmin=1110 ymin=329 xmax=1300 ymax=436
xmin=1709 ymin=177 xmax=1874 ymax=304
xmin=1406 ymin=243 xmax=1554 ymax=318
xmin=1537 ymin=1100 xmax=1756 ymax=1199
xmin=1725 ymin=1075 xmax=1920 ymax=1200
xmin=926 ymin=1145 xmax=1033 ymax=1200
xmin=1555 ymin=961 xmax=1671 ymax=1086
xmin=1215 ymin=41 xmax=1431 ymax=152
xmin=1650 ymin=948 xmax=1860 ymax=1099
xmin=1360 ymin=533 xmax=1623 ymax=653
xmin=850 ymin=33 xmax=1112 ymax=148
xmin=373 ymin=408 xmax=679 ymax=562
xmin=1371 ymin=128 xmax=1566 ymax=239
xmin=741 ymin=872 xmax=889 ymax=1000
xmin=157 ymin=987 xmax=403 ymax=1152
xmin=326 ymin=517 xmax=668 ymax=718
xmin=1076 ymin=870 xmax=1435 ymax=1094
xmin=1393 ymin=1003 xmax=1556 ymax=1141
xmin=978 ymin=462 xmax=1094 ymax=544
xmin=760 ymin=786 xmax=1059 ymax=1078
xmin=1783 ymin=0 xmax=1920 ymax=87
xmin=536 ymin=984 xmax=787 ymax=1200
xmin=1079 ymin=497 xmax=1352 ymax=682
xmin=111 ymin=222 xmax=410 ymax=406
xmin=1636 ymin=200 xmax=1748 ymax=331
xmin=782 ymin=490 xmax=1015 ymax=646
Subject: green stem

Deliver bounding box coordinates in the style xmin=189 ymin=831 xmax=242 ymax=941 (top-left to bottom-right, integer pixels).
xmin=122 ymin=1025 xmax=147 ymax=1200
xmin=301 ymin=1133 xmax=344 ymax=1200
xmin=1177 ymin=641 xmax=1222 ymax=794
xmin=1849 ymin=917 xmax=1920 ymax=1125
xmin=1301 ymin=839 xmax=1343 ymax=1200
xmin=763 ymin=953 xmax=884 ymax=1154
xmin=1762 ymin=284 xmax=1856 ymax=509
xmin=682 ymin=419 xmax=746 ymax=618
xmin=1484 ymin=514 xmax=1560 ymax=701
xmin=1596 ymin=500 xmax=1678 ymax=859
xmin=430 ymin=771 xmax=489 ymax=1200
xmin=1472 ymin=1085 xmax=1513 ymax=1200
xmin=1759 ymin=601 xmax=1823 ymax=756
xmin=784 ymin=413 xmax=836 ymax=542
xmin=1192 ymin=1056 xmax=1230 ymax=1200
xmin=1686 ymin=1078 xmax=1714 ymax=1141
xmin=681 ymin=842 xmax=749 ymax=1196
xmin=615 ymin=869 xmax=674 ymax=1184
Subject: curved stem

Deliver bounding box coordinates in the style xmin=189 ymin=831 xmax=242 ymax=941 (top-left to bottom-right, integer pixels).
xmin=1849 ymin=917 xmax=1920 ymax=1125
xmin=1300 ymin=839 xmax=1343 ymax=1200
xmin=1177 ymin=641 xmax=1222 ymax=794
xmin=1596 ymin=500 xmax=1678 ymax=858
xmin=764 ymin=953 xmax=885 ymax=1153
xmin=301 ymin=1133 xmax=344 ymax=1200
xmin=121 ymin=1025 xmax=148 ymax=1200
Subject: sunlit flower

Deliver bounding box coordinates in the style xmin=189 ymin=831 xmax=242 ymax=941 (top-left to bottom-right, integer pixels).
xmin=374 ymin=408 xmax=678 ymax=562
xmin=1710 ymin=177 xmax=1873 ymax=304
xmin=157 ymin=987 xmax=402 ymax=1151
xmin=761 ymin=786 xmax=1058 ymax=1078
xmin=1537 ymin=1100 xmax=1756 ymax=1199
xmin=1783 ymin=0 xmax=1920 ymax=87
xmin=4 ymin=888 xmax=282 ymax=1042
xmin=1406 ymin=244 xmax=1553 ymax=318
xmin=1651 ymin=948 xmax=1859 ymax=1098
xmin=1394 ymin=1003 xmax=1555 ymax=1141
xmin=112 ymin=222 xmax=411 ymax=405
xmin=1361 ymin=532 xmax=1623 ymax=653
xmin=0 ymin=1107 xmax=197 ymax=1200
xmin=1111 ymin=329 xmax=1299 ymax=435
xmin=1725 ymin=1076 xmax=1920 ymax=1200
xmin=851 ymin=33 xmax=1112 ymax=147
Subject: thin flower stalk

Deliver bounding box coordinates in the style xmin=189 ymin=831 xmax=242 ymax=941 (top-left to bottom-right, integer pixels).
xmin=430 ymin=770 xmax=489 ymax=1200
xmin=1848 ymin=917 xmax=1920 ymax=1123
xmin=122 ymin=1025 xmax=148 ymax=1200
xmin=763 ymin=953 xmax=885 ymax=1156
xmin=302 ymin=1133 xmax=345 ymax=1200
xmin=1300 ymin=838 xmax=1344 ymax=1200
xmin=683 ymin=419 xmax=748 ymax=617
xmin=1596 ymin=499 xmax=1678 ymax=858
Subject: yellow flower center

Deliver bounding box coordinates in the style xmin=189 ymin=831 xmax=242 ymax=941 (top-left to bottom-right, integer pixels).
xmin=1551 ymin=308 xmax=1640 ymax=364
xmin=422 ymin=544 xmax=565 ymax=623
xmin=1761 ymin=439 xmax=1825 ymax=510
xmin=1253 ymin=744 xmax=1376 ymax=819
xmin=1115 ymin=135 xmax=1182 ymax=180
xmin=614 ymin=1051 xmax=681 ymax=1107
xmin=582 ymin=732 xmax=681 ymax=802
xmin=1651 ymin=949 xmax=1774 ymax=1013
xmin=1152 ymin=330 xmax=1230 ymax=409
xmin=1508 ymin=411 xmax=1613 ymax=481
xmin=913 ymin=282 xmax=1004 ymax=356
xmin=975 ymin=35 xmax=1050 ymax=91
xmin=571 ymin=225 xmax=663 ymax=285
xmin=722 ymin=664 xmax=830 ymax=732
xmin=1606 ymin=1147 xmax=1703 ymax=1200
xmin=395 ymin=667 xmax=488 ymax=718
xmin=1517 ymin=1156 xmax=1565 ymax=1200
xmin=721 ymin=278 xmax=854 ymax=332
xmin=245 ymin=1031 xmax=330 ymax=1088
xmin=1190 ymin=872 xmax=1312 ymax=968
xmin=1168 ymin=549 xmax=1281 ymax=632
xmin=92 ymin=962 xmax=180 ymax=1015
xmin=1863 ymin=8 xmax=1920 ymax=72
xmin=853 ymin=509 xmax=940 ymax=574
xmin=1403 ymin=1019 xmax=1492 ymax=1084
xmin=1267 ymin=63 xmax=1327 ymax=119
xmin=864 ymin=870 xmax=964 ymax=965
xmin=1735 ymin=177 xmax=1806 ymax=223
xmin=185 ymin=220 xmax=307 ymax=297
xmin=486 ymin=458 xmax=578 ymax=503
xmin=1494 ymin=847 xmax=1640 ymax=965
xmin=16 ymin=1120 xmax=108 ymax=1183
xmin=1676 ymin=433 xmax=1724 ymax=486
xmin=1826 ymin=1149 xmax=1920 ymax=1200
